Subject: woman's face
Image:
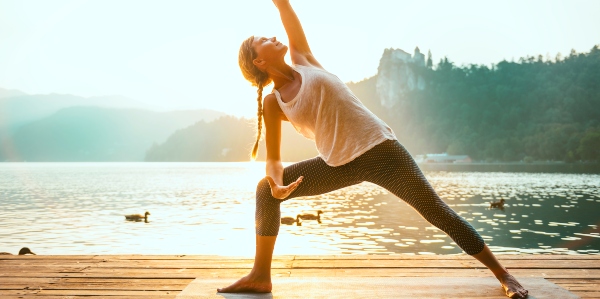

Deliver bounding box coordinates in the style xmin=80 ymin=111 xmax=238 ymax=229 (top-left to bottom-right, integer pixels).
xmin=252 ymin=36 xmax=287 ymax=68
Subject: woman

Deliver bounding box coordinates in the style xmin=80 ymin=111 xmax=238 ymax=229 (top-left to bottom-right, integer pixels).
xmin=218 ymin=1 xmax=528 ymax=298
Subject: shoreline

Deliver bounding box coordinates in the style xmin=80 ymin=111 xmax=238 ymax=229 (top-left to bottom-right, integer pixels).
xmin=416 ymin=162 xmax=600 ymax=173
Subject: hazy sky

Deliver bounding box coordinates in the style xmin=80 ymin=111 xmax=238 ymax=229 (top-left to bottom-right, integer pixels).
xmin=1 ymin=0 xmax=598 ymax=118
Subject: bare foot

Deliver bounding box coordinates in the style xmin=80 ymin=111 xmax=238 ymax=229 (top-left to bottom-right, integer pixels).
xmin=497 ymin=271 xmax=528 ymax=298
xmin=217 ymin=274 xmax=272 ymax=293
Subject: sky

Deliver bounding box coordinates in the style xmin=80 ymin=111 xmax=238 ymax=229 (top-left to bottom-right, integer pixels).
xmin=1 ymin=0 xmax=598 ymax=118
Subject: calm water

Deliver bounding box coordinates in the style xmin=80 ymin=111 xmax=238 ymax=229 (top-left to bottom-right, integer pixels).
xmin=0 ymin=162 xmax=598 ymax=256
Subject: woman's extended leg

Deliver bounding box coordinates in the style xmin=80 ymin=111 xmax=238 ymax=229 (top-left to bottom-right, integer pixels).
xmin=472 ymin=245 xmax=529 ymax=298
xmin=218 ymin=156 xmax=362 ymax=293
xmin=216 ymin=235 xmax=276 ymax=293
xmin=350 ymin=139 xmax=528 ymax=298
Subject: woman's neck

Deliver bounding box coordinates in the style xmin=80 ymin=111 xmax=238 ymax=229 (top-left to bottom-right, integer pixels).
xmin=266 ymin=62 xmax=295 ymax=89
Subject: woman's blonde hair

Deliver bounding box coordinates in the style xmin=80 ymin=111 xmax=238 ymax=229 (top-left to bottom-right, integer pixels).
xmin=239 ymin=36 xmax=273 ymax=160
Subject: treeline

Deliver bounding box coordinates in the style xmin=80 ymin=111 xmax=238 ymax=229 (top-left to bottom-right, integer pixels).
xmin=351 ymin=45 xmax=600 ymax=163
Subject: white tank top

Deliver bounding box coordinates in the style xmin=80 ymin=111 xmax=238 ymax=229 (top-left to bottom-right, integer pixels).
xmin=273 ymin=64 xmax=397 ymax=167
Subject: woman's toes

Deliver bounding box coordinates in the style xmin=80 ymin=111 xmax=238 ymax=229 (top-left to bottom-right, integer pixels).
xmin=508 ymin=289 xmax=527 ymax=299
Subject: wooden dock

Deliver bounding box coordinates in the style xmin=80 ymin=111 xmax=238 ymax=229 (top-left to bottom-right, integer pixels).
xmin=1 ymin=254 xmax=598 ymax=298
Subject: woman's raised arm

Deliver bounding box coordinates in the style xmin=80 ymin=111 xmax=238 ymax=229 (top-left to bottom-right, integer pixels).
xmin=272 ymin=0 xmax=322 ymax=68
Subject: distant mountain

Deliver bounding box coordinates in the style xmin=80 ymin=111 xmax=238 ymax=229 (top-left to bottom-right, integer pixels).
xmin=1 ymin=106 xmax=226 ymax=162
xmin=0 ymin=88 xmax=27 ymax=99
xmin=0 ymin=90 xmax=160 ymax=134
xmin=145 ymin=115 xmax=318 ymax=162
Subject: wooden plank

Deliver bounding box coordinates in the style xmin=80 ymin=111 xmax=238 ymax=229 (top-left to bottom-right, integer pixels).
xmin=0 ymin=277 xmax=58 ymax=284
xmin=0 ymin=296 xmax=177 ymax=299
xmin=91 ymin=259 xmax=293 ymax=269
xmin=34 ymin=289 xmax=177 ymax=296
xmin=36 ymin=278 xmax=192 ymax=291
xmin=73 ymin=268 xmax=289 ymax=278
xmin=571 ymin=291 xmax=600 ymax=298
xmin=287 ymin=268 xmax=600 ymax=278
xmin=292 ymin=259 xmax=470 ymax=268
xmin=1 ymin=290 xmax=179 ymax=296
xmin=292 ymin=259 xmax=600 ymax=268
xmin=89 ymin=255 xmax=293 ymax=260
xmin=462 ymin=259 xmax=600 ymax=269
xmin=0 ymin=264 xmax=97 ymax=271
xmin=58 ymin=277 xmax=193 ymax=283
xmin=292 ymin=254 xmax=600 ymax=260
xmin=5 ymin=257 xmax=588 ymax=270
xmin=548 ymin=278 xmax=600 ymax=284
xmin=25 ymin=283 xmax=188 ymax=291
xmin=0 ymin=267 xmax=89 ymax=274
xmin=0 ymin=255 xmax=99 ymax=260
xmin=0 ymin=259 xmax=99 ymax=265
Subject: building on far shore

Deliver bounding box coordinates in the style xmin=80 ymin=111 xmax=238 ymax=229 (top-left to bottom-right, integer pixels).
xmin=414 ymin=153 xmax=472 ymax=163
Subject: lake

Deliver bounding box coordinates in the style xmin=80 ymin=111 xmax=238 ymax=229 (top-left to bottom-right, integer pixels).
xmin=0 ymin=162 xmax=598 ymax=256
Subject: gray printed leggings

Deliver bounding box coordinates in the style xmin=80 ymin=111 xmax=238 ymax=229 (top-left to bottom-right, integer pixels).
xmin=255 ymin=139 xmax=485 ymax=255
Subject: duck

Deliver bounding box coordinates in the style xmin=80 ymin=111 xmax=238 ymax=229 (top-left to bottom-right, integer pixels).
xmin=299 ymin=210 xmax=323 ymax=221
xmin=125 ymin=211 xmax=150 ymax=222
xmin=490 ymin=199 xmax=505 ymax=209
xmin=0 ymin=247 xmax=36 ymax=255
xmin=281 ymin=215 xmax=302 ymax=225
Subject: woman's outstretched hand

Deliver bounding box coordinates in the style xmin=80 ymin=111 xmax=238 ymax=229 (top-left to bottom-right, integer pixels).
xmin=265 ymin=175 xmax=303 ymax=200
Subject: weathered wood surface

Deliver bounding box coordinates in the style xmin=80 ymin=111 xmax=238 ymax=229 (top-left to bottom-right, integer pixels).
xmin=1 ymin=255 xmax=598 ymax=298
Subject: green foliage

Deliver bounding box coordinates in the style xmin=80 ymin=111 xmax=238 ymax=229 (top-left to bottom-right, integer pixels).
xmin=356 ymin=45 xmax=600 ymax=163
xmin=577 ymin=127 xmax=600 ymax=161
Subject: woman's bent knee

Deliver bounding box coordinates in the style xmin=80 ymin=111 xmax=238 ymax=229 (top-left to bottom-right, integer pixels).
xmin=255 ymin=177 xmax=281 ymax=236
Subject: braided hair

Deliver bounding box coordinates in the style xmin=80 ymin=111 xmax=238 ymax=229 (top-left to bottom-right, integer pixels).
xmin=239 ymin=36 xmax=273 ymax=160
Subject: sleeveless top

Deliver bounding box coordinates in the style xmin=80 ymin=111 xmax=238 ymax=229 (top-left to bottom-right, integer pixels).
xmin=273 ymin=64 xmax=397 ymax=167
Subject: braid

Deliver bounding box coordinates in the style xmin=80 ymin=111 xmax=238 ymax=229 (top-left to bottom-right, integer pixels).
xmin=239 ymin=35 xmax=273 ymax=160
xmin=251 ymin=82 xmax=264 ymax=160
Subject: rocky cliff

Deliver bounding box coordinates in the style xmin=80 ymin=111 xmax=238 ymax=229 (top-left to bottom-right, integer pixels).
xmin=376 ymin=47 xmax=427 ymax=108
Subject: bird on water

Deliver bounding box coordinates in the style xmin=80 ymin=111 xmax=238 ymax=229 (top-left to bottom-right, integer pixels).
xmin=490 ymin=199 xmax=505 ymax=209
xmin=299 ymin=210 xmax=323 ymax=221
xmin=0 ymin=247 xmax=36 ymax=255
xmin=281 ymin=215 xmax=301 ymax=225
xmin=125 ymin=211 xmax=151 ymax=222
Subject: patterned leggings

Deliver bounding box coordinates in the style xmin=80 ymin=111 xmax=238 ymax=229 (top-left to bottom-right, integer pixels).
xmin=255 ymin=139 xmax=485 ymax=255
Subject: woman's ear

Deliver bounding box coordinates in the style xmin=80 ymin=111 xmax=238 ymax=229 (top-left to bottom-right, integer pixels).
xmin=253 ymin=58 xmax=267 ymax=71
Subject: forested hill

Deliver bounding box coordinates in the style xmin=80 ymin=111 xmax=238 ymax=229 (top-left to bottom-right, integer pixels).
xmin=350 ymin=45 xmax=600 ymax=163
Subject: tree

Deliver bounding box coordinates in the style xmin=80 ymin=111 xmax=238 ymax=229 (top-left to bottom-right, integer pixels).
xmin=577 ymin=127 xmax=600 ymax=162
xmin=427 ymin=50 xmax=433 ymax=69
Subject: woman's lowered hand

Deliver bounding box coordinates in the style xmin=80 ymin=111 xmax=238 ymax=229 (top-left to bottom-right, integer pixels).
xmin=265 ymin=175 xmax=303 ymax=200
